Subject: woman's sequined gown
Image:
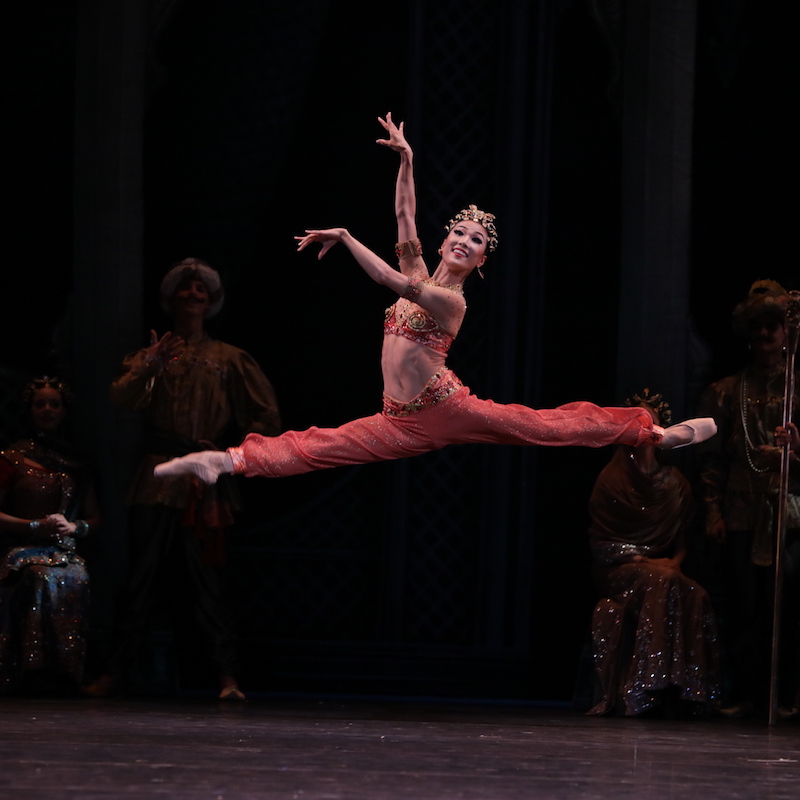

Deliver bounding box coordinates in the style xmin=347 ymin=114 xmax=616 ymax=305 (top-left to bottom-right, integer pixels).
xmin=587 ymin=447 xmax=720 ymax=716
xmin=0 ymin=441 xmax=90 ymax=690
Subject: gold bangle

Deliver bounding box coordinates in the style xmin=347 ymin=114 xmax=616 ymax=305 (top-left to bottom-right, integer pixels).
xmin=394 ymin=238 xmax=423 ymax=260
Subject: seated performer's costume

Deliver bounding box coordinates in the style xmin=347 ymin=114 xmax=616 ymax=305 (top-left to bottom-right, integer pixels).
xmin=0 ymin=437 xmax=94 ymax=692
xmin=225 ymin=244 xmax=658 ymax=479
xmin=587 ymin=446 xmax=720 ymax=716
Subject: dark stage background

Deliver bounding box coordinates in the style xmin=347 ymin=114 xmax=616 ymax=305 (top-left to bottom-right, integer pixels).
xmin=3 ymin=0 xmax=796 ymax=701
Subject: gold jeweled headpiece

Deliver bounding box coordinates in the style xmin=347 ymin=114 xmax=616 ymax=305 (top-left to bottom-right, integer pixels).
xmin=625 ymin=387 xmax=672 ymax=427
xmin=22 ymin=376 xmax=73 ymax=407
xmin=446 ymin=204 xmax=498 ymax=253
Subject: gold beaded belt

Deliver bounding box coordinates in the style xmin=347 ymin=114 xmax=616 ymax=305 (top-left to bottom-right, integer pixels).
xmin=382 ymin=369 xmax=462 ymax=417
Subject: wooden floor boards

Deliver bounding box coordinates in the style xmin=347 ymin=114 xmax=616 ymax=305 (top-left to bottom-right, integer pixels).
xmin=0 ymin=696 xmax=797 ymax=799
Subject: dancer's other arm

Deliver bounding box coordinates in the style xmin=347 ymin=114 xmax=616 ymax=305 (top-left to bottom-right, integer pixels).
xmin=296 ymin=228 xmax=409 ymax=293
xmin=295 ymin=228 xmax=464 ymax=329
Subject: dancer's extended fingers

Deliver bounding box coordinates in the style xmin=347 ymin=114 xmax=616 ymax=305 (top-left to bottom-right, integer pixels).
xmin=295 ymin=231 xmax=320 ymax=251
xmin=377 ymin=112 xmax=406 ymax=147
xmin=295 ymin=232 xmax=337 ymax=259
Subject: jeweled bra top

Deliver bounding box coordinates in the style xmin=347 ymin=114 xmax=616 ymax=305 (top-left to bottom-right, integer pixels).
xmin=384 ymin=280 xmax=462 ymax=355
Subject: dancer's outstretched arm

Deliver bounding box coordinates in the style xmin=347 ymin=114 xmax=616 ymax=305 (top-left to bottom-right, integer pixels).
xmin=296 ymin=227 xmax=410 ymax=295
xmin=295 ymin=227 xmax=463 ymax=329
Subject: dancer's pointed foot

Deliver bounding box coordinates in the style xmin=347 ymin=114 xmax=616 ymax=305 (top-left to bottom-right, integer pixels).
xmin=154 ymin=451 xmax=234 ymax=484
xmin=655 ymin=417 xmax=717 ymax=450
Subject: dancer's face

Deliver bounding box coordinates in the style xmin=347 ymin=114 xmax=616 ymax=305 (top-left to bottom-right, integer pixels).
xmin=30 ymin=388 xmax=66 ymax=432
xmin=441 ymin=220 xmax=488 ymax=273
xmin=171 ymin=278 xmax=211 ymax=319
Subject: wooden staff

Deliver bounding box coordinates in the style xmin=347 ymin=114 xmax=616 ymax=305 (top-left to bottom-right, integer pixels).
xmin=769 ymin=290 xmax=800 ymax=725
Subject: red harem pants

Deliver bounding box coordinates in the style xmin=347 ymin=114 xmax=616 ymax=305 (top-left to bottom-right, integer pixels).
xmin=230 ymin=370 xmax=654 ymax=479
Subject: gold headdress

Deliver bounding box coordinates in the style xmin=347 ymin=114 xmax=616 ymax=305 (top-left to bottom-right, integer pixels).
xmin=624 ymin=387 xmax=672 ymax=427
xmin=446 ymin=204 xmax=499 ymax=253
xmin=22 ymin=376 xmax=73 ymax=407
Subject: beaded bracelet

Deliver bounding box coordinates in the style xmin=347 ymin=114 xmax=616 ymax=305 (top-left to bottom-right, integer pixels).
xmin=401 ymin=278 xmax=423 ymax=301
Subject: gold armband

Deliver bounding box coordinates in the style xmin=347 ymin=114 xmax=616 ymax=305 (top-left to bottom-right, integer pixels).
xmin=394 ymin=238 xmax=423 ymax=260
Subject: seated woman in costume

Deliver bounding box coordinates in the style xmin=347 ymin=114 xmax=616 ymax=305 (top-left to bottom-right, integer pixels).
xmin=155 ymin=114 xmax=716 ymax=485
xmin=586 ymin=389 xmax=720 ymax=717
xmin=0 ymin=377 xmax=100 ymax=694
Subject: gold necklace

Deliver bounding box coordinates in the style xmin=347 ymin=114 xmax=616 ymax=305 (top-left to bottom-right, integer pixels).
xmin=739 ymin=370 xmax=770 ymax=473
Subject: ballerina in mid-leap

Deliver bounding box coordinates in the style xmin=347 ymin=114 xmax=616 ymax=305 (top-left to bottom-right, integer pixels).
xmin=156 ymin=113 xmax=715 ymax=485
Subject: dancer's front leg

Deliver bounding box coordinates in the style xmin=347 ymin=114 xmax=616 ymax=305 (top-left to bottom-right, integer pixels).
xmin=154 ymin=451 xmax=234 ymax=484
xmin=154 ymin=413 xmax=432 ymax=482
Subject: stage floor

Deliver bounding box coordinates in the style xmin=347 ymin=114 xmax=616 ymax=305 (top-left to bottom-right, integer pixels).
xmin=0 ymin=695 xmax=797 ymax=799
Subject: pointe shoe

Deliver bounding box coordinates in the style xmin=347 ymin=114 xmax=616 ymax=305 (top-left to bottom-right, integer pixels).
xmin=656 ymin=417 xmax=717 ymax=450
xmin=154 ymin=451 xmax=234 ymax=484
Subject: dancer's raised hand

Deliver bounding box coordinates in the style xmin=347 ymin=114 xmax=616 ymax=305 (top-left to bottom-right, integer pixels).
xmin=377 ymin=112 xmax=411 ymax=155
